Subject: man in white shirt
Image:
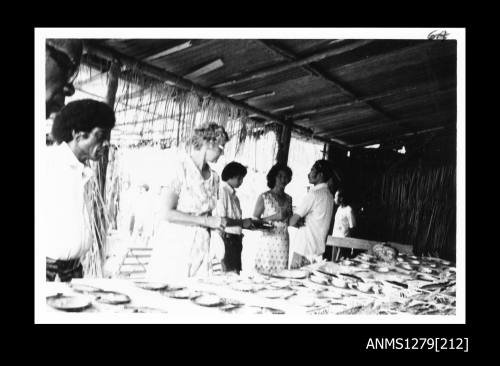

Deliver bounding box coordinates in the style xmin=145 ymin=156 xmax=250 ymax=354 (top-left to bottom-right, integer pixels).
xmin=289 ymin=160 xmax=335 ymax=269
xmin=46 ymin=39 xmax=83 ymax=119
xmin=215 ymin=162 xmax=253 ymax=274
xmin=44 ymin=99 xmax=116 ymax=281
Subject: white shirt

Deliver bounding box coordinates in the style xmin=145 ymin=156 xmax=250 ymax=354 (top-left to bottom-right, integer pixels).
xmin=216 ymin=181 xmax=242 ymax=235
xmin=292 ymin=182 xmax=334 ymax=257
xmin=332 ymin=205 xmax=356 ymax=237
xmin=42 ymin=142 xmax=94 ymax=260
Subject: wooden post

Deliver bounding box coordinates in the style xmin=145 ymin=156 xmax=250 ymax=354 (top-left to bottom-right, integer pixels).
xmin=322 ymin=143 xmax=330 ymax=160
xmin=98 ymin=59 xmax=120 ymax=198
xmin=327 ymin=143 xmax=345 ymax=188
xmin=275 ymin=123 xmax=292 ymax=165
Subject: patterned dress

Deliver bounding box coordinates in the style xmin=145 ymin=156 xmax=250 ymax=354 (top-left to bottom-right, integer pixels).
xmin=254 ymin=191 xmax=293 ymax=274
xmin=147 ymin=153 xmax=220 ymax=283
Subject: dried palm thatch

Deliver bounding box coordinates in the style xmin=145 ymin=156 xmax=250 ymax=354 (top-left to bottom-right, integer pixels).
xmin=75 ymin=61 xmax=272 ymax=152
xmin=378 ymin=161 xmax=456 ymax=260
xmin=110 ymin=65 xmax=264 ymax=153
xmin=81 ymin=161 xmax=111 ymax=277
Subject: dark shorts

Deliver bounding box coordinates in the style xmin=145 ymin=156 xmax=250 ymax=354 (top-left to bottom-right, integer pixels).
xmin=46 ymin=257 xmax=83 ymax=282
xmin=221 ymin=233 xmax=243 ymax=274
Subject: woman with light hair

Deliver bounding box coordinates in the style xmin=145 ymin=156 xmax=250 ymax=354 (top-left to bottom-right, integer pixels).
xmin=147 ymin=123 xmax=245 ymax=282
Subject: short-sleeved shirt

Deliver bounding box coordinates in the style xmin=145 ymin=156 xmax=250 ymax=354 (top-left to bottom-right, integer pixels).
xmin=291 ymin=182 xmax=334 ymax=257
xmin=162 ymin=152 xmax=220 ymax=215
xmin=43 ymin=142 xmax=94 ymax=260
xmin=216 ymin=181 xmax=242 ymax=235
xmin=332 ymin=205 xmax=356 ymax=237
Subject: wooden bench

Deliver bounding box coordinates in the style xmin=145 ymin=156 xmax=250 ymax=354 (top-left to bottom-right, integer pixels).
xmin=326 ymin=236 xmax=413 ymax=262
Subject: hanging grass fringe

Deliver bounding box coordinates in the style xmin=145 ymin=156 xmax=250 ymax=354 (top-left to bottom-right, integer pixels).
xmin=108 ymin=65 xmax=262 ymax=153
xmin=75 ymin=61 xmax=285 ymax=263
xmin=81 ymin=161 xmax=112 ymax=278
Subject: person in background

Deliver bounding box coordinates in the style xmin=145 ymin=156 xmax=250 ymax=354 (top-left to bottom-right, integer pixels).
xmin=288 ymin=160 xmax=334 ymax=269
xmin=44 ymin=99 xmax=116 ymax=281
xmin=253 ymin=164 xmax=293 ymax=274
xmin=215 ymin=162 xmax=254 ymax=274
xmin=331 ymin=188 xmax=357 ymax=261
xmin=147 ymin=123 xmax=248 ymax=283
xmin=46 ymin=39 xmax=83 ymax=119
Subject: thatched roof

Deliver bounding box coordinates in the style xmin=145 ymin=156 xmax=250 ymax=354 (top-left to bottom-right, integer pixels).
xmin=81 ymin=38 xmax=456 ymax=149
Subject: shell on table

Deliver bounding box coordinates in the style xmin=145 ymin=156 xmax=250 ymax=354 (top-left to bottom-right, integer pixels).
xmin=330 ymin=277 xmax=348 ymax=288
xmin=355 ymin=281 xmax=373 ymax=293
xmin=418 ymin=266 xmax=433 ymax=274
xmin=309 ymin=274 xmax=330 ymax=286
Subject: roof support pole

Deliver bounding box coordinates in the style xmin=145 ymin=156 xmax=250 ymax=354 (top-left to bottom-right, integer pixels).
xmin=275 ymin=123 xmax=292 ymax=166
xmin=97 ymin=59 xmax=120 ymax=199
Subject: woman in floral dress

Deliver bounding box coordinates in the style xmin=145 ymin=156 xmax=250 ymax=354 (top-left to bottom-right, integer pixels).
xmin=147 ymin=123 xmax=231 ymax=283
xmin=252 ymin=164 xmax=293 ymax=274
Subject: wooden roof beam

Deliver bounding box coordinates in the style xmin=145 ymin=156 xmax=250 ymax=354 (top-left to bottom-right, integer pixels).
xmin=348 ymin=125 xmax=451 ymax=148
xmin=290 ymin=87 xmax=456 ymax=134
xmin=74 ymin=69 xmax=108 ymax=88
xmin=85 ymin=41 xmax=287 ymax=124
xmin=253 ymin=40 xmax=400 ymax=131
xmin=315 ymin=109 xmax=453 ymax=137
xmin=83 ymin=40 xmax=340 ymax=146
xmin=184 ymin=59 xmax=224 ymax=79
xmin=244 ymin=91 xmax=276 ymax=101
xmin=143 ymin=41 xmax=193 ymax=61
xmin=287 ymin=85 xmax=424 ymax=120
xmin=333 ymin=40 xmax=455 ymax=74
xmin=211 ymin=40 xmax=373 ymax=89
xmin=227 ymin=90 xmax=255 ymax=98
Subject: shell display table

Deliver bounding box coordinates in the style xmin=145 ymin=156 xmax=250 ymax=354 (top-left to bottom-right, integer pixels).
xmin=44 ymin=254 xmax=456 ymax=316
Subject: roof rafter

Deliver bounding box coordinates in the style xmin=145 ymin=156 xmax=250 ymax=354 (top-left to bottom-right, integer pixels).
xmin=83 ymin=40 xmax=345 ymax=147
xmin=314 ymin=109 xmax=453 ymax=137
xmin=143 ymin=41 xmax=193 ymax=62
xmin=290 ymin=87 xmax=456 ymax=127
xmin=348 ymin=125 xmax=452 ymax=148
xmin=211 ymin=40 xmax=373 ymax=89
xmin=252 ymin=39 xmax=405 ymax=132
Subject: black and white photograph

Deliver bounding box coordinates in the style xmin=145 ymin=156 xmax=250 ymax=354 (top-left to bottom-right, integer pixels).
xmin=35 ymin=28 xmax=465 ymax=325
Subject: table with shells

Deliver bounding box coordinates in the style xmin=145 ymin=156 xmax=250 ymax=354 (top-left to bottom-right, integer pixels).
xmin=44 ymin=253 xmax=456 ymax=316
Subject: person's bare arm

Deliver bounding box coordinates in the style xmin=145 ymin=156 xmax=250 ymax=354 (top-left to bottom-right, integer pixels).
xmin=288 ymin=214 xmax=303 ymax=227
xmin=289 ymin=193 xmax=311 ymax=227
xmin=252 ymin=193 xmax=287 ymax=222
xmin=252 ymin=194 xmax=265 ymax=219
xmin=160 ymin=188 xmax=222 ymax=229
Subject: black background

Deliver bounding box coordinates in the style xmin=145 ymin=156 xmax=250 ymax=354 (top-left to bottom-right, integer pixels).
xmin=20 ymin=7 xmax=477 ymax=360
